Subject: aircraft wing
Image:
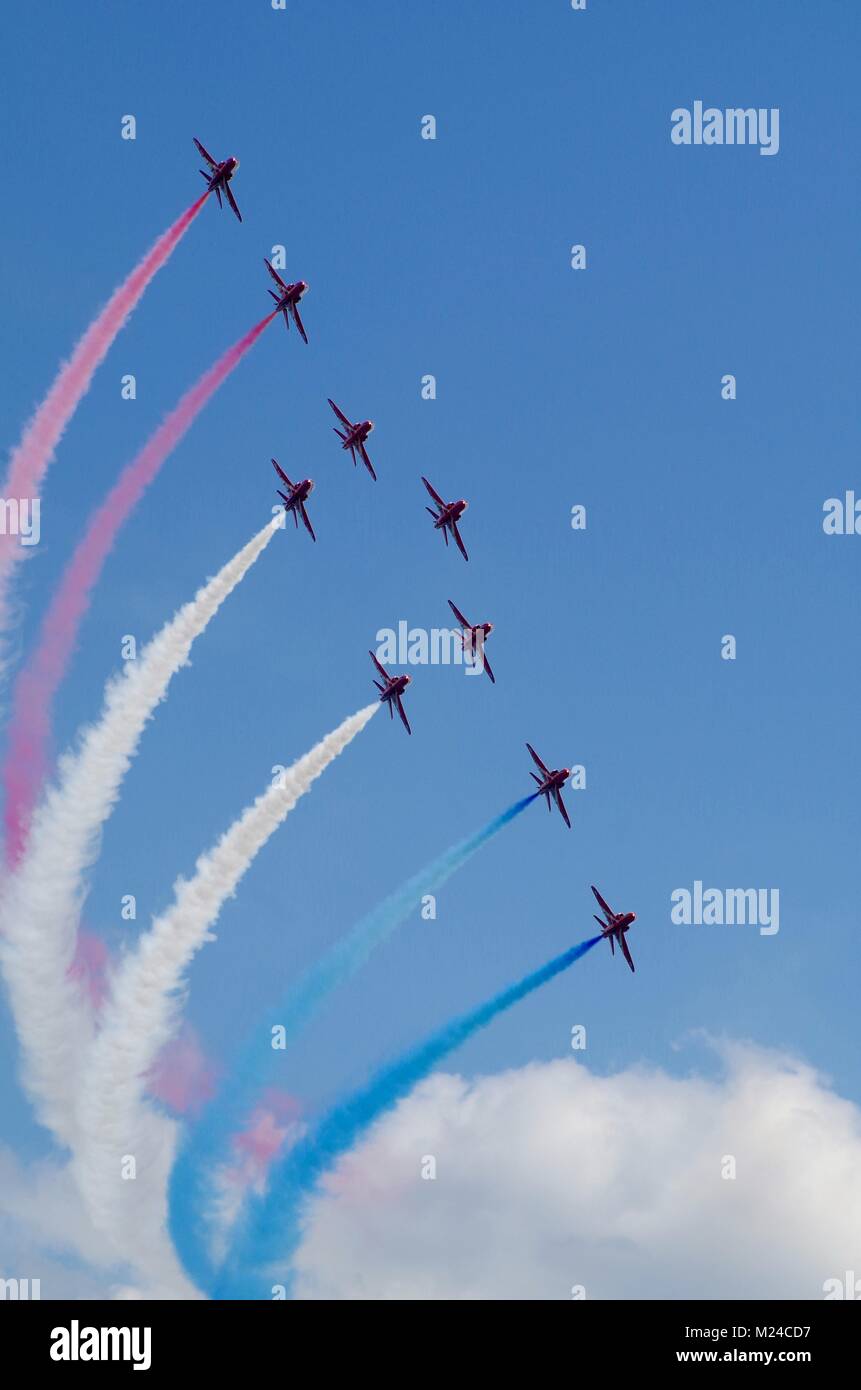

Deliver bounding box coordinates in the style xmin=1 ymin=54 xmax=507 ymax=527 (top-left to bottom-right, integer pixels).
xmin=591 ymin=885 xmax=615 ymax=921
xmin=556 ymin=789 xmax=571 ymax=829
xmin=526 ymin=743 xmax=550 ymax=775
xmin=225 ymin=183 xmax=242 ymax=222
xmin=369 ymin=649 xmax=389 ymax=682
xmin=272 ymin=458 xmax=292 ymax=488
xmin=358 ymin=442 xmax=377 ymax=481
xmin=481 ymin=651 xmax=496 ymax=684
xmin=451 ymin=520 xmax=469 ymax=561
xmin=299 ymin=503 xmax=316 ymax=542
xmin=421 ymin=476 xmax=446 ymax=508
xmin=395 ymin=694 xmax=412 ymax=735
xmin=328 ymin=398 xmax=353 ymax=429
xmin=264 ymin=258 xmax=289 ymax=291
xmin=448 ymin=599 xmax=470 ymax=629
xmin=620 ymin=934 xmax=635 ymax=973
xmin=215 ymin=185 xmax=223 ymax=208
xmin=194 ymin=137 xmax=217 ymax=168
xmin=292 ymin=303 xmax=309 ymax=345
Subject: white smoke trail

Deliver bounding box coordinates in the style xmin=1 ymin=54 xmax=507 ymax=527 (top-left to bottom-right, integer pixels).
xmin=0 ymin=517 xmax=282 ymax=1149
xmin=72 ymin=703 xmax=377 ymax=1271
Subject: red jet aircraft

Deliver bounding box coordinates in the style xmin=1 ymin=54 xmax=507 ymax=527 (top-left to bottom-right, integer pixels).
xmin=591 ymin=885 xmax=637 ymax=973
xmin=369 ymin=651 xmax=412 ymax=734
xmin=448 ymin=600 xmax=495 ymax=683
xmin=328 ymin=399 xmax=376 ymax=480
xmin=272 ymin=459 xmax=316 ymax=541
xmin=194 ymin=138 xmax=242 ymax=221
xmin=264 ymin=259 xmax=309 ymax=343
xmin=422 ymin=477 xmax=469 ymax=560
xmin=526 ymin=744 xmax=572 ymax=827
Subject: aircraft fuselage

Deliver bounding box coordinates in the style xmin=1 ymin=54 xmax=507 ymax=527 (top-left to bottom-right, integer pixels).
xmin=284 ymin=479 xmax=313 ymax=508
xmin=539 ymin=769 xmax=570 ymax=797
xmin=382 ymin=674 xmax=410 ymax=703
xmin=212 ymin=156 xmax=238 ymax=186
xmin=343 ymin=421 xmax=373 ymax=449
xmin=436 ymin=500 xmax=467 ymax=529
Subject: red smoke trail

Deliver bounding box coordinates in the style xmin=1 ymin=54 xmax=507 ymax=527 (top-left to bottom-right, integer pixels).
xmin=147 ymin=1026 xmax=220 ymax=1118
xmin=68 ymin=929 xmax=111 ymax=1011
xmin=226 ymin=1091 xmax=303 ymax=1187
xmin=68 ymin=931 xmax=218 ymax=1115
xmin=0 ymin=195 xmax=208 ymax=623
xmin=2 ymin=311 xmax=276 ymax=864
xmin=69 ymin=935 xmax=218 ymax=1114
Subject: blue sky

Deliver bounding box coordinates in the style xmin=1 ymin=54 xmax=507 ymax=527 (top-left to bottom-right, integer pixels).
xmin=1 ymin=0 xmax=859 ymax=1166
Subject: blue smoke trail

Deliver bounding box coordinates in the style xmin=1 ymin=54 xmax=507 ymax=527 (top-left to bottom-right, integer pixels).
xmin=215 ymin=933 xmax=601 ymax=1298
xmin=168 ymin=794 xmax=538 ymax=1291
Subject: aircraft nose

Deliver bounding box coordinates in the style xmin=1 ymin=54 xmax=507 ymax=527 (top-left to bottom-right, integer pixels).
xmin=306 ymin=479 xmax=315 ymax=493
xmin=403 ymin=674 xmax=412 ymax=686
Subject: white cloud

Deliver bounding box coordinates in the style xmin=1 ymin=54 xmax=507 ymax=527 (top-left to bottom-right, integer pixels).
xmin=0 ymin=1145 xmax=121 ymax=1299
xmin=4 ymin=1042 xmax=859 ymax=1301
xmin=291 ymin=1043 xmax=861 ymax=1300
xmin=0 ymin=1142 xmax=198 ymax=1300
